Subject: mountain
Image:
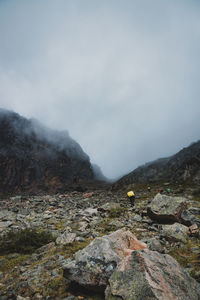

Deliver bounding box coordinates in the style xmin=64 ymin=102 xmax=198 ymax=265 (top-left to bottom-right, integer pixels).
xmin=91 ymin=163 xmax=108 ymax=182
xmin=114 ymin=140 xmax=200 ymax=188
xmin=0 ymin=109 xmax=96 ymax=194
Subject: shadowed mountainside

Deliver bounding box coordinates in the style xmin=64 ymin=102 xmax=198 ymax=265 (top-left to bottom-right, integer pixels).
xmin=114 ymin=140 xmax=200 ymax=188
xmin=0 ymin=109 xmax=98 ymax=194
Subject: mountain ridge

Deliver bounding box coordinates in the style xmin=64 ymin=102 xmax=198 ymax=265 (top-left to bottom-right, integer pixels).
xmin=114 ymin=140 xmax=200 ymax=188
xmin=0 ymin=109 xmax=98 ymax=194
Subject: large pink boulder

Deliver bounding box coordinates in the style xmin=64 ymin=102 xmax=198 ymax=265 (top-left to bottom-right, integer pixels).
xmin=106 ymin=249 xmax=200 ymax=300
xmin=63 ymin=228 xmax=147 ymax=291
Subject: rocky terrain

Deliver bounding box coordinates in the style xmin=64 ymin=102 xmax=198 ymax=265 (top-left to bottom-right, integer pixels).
xmin=0 ymin=109 xmax=102 ymax=195
xmin=0 ymin=109 xmax=199 ymax=299
xmin=114 ymin=140 xmax=200 ymax=188
xmin=0 ymin=184 xmax=199 ymax=299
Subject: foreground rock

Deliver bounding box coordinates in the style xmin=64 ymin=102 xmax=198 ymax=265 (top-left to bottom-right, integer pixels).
xmin=63 ymin=228 xmax=147 ymax=291
xmin=147 ymin=194 xmax=187 ymax=223
xmin=106 ymin=249 xmax=200 ymax=300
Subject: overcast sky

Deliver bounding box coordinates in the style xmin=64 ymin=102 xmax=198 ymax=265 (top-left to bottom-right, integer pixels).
xmin=0 ymin=0 xmax=200 ymax=179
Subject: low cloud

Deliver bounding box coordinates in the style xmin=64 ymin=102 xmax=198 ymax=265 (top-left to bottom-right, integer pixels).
xmin=0 ymin=0 xmax=199 ymax=178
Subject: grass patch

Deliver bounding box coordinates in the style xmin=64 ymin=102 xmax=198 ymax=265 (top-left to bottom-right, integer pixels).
xmin=43 ymin=275 xmax=68 ymax=297
xmin=108 ymin=207 xmax=127 ymax=218
xmin=0 ymin=254 xmax=30 ymax=272
xmin=96 ymin=218 xmax=118 ymax=235
xmin=0 ymin=228 xmax=56 ymax=255
xmin=55 ymin=220 xmax=66 ymax=230
xmin=63 ymin=239 xmax=92 ymax=258
xmin=168 ymin=239 xmax=200 ymax=281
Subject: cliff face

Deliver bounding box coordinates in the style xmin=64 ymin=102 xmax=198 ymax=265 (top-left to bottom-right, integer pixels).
xmin=115 ymin=140 xmax=200 ymax=187
xmin=0 ymin=109 xmax=94 ymax=194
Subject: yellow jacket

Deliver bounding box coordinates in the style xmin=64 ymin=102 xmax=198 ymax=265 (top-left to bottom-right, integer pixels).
xmin=127 ymin=191 xmax=135 ymax=197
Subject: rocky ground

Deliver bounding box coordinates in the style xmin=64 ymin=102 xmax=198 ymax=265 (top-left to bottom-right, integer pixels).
xmin=0 ymin=184 xmax=199 ymax=299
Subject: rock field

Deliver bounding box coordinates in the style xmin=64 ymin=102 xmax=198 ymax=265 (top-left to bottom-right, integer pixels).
xmin=0 ymin=185 xmax=199 ymax=299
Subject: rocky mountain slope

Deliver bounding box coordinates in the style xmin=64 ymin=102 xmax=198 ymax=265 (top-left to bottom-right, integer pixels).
xmin=0 ymin=185 xmax=199 ymax=299
xmin=0 ymin=109 xmax=97 ymax=195
xmin=114 ymin=140 xmax=200 ymax=188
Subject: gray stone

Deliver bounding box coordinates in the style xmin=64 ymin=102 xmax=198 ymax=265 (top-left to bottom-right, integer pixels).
xmin=144 ymin=238 xmax=164 ymax=253
xmin=108 ymin=220 xmax=124 ymax=228
xmin=83 ymin=208 xmax=98 ymax=216
xmin=188 ymin=207 xmax=200 ymax=215
xmin=99 ymin=202 xmax=121 ymax=212
xmin=180 ymin=210 xmax=200 ymax=227
xmin=133 ymin=214 xmax=142 ymax=222
xmin=56 ymin=231 xmax=76 ymax=245
xmin=0 ymin=221 xmax=13 ymax=229
xmin=161 ymin=223 xmax=189 ymax=243
xmin=0 ymin=210 xmax=16 ymax=221
xmin=10 ymin=196 xmax=22 ymax=202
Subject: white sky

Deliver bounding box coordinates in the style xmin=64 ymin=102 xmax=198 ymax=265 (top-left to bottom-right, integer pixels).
xmin=0 ymin=0 xmax=200 ymax=179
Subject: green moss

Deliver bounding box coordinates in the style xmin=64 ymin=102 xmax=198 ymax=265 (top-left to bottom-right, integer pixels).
xmin=63 ymin=239 xmax=92 ymax=257
xmin=96 ymin=218 xmax=118 ymax=235
xmin=55 ymin=220 xmax=66 ymax=230
xmin=70 ymin=222 xmax=80 ymax=231
xmin=168 ymin=239 xmax=200 ymax=281
xmin=0 ymin=254 xmax=30 ymax=272
xmin=108 ymin=207 xmax=127 ymax=218
xmin=43 ymin=275 xmax=68 ymax=297
xmin=0 ymin=228 xmax=56 ymax=255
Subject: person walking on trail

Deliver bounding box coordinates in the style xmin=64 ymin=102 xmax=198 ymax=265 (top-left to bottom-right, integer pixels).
xmin=147 ymin=186 xmax=151 ymax=192
xmin=158 ymin=188 xmax=163 ymax=194
xmin=127 ymin=190 xmax=135 ymax=209
xmin=166 ymin=188 xmax=171 ymax=195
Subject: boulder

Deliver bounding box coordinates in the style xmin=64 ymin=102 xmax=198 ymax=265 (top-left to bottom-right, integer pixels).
xmin=63 ymin=228 xmax=147 ymax=291
xmin=83 ymin=208 xmax=98 ymax=216
xmin=188 ymin=207 xmax=200 ymax=215
xmin=98 ymin=202 xmax=121 ymax=212
xmin=56 ymin=231 xmax=76 ymax=245
xmin=105 ymin=249 xmax=200 ymax=300
xmin=180 ymin=210 xmax=200 ymax=227
xmin=161 ymin=223 xmax=189 ymax=243
xmin=0 ymin=210 xmax=16 ymax=221
xmin=147 ymin=194 xmax=187 ymax=223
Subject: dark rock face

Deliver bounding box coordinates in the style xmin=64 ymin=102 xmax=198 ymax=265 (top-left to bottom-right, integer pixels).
xmin=114 ymin=140 xmax=200 ymax=187
xmin=0 ymin=109 xmax=94 ymax=194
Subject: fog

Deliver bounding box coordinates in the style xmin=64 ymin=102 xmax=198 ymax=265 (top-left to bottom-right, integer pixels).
xmin=0 ymin=0 xmax=199 ymax=179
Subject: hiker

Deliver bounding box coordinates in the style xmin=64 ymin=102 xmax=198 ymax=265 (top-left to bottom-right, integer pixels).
xmin=166 ymin=188 xmax=171 ymax=195
xmin=147 ymin=186 xmax=151 ymax=192
xmin=158 ymin=188 xmax=163 ymax=194
xmin=127 ymin=190 xmax=135 ymax=209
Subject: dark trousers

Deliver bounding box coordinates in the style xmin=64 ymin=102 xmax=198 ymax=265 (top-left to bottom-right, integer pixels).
xmin=129 ymin=196 xmax=135 ymax=207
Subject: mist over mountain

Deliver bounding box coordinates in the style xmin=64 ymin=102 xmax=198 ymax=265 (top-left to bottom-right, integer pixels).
xmin=0 ymin=109 xmax=103 ymax=194
xmin=114 ymin=140 xmax=200 ymax=188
